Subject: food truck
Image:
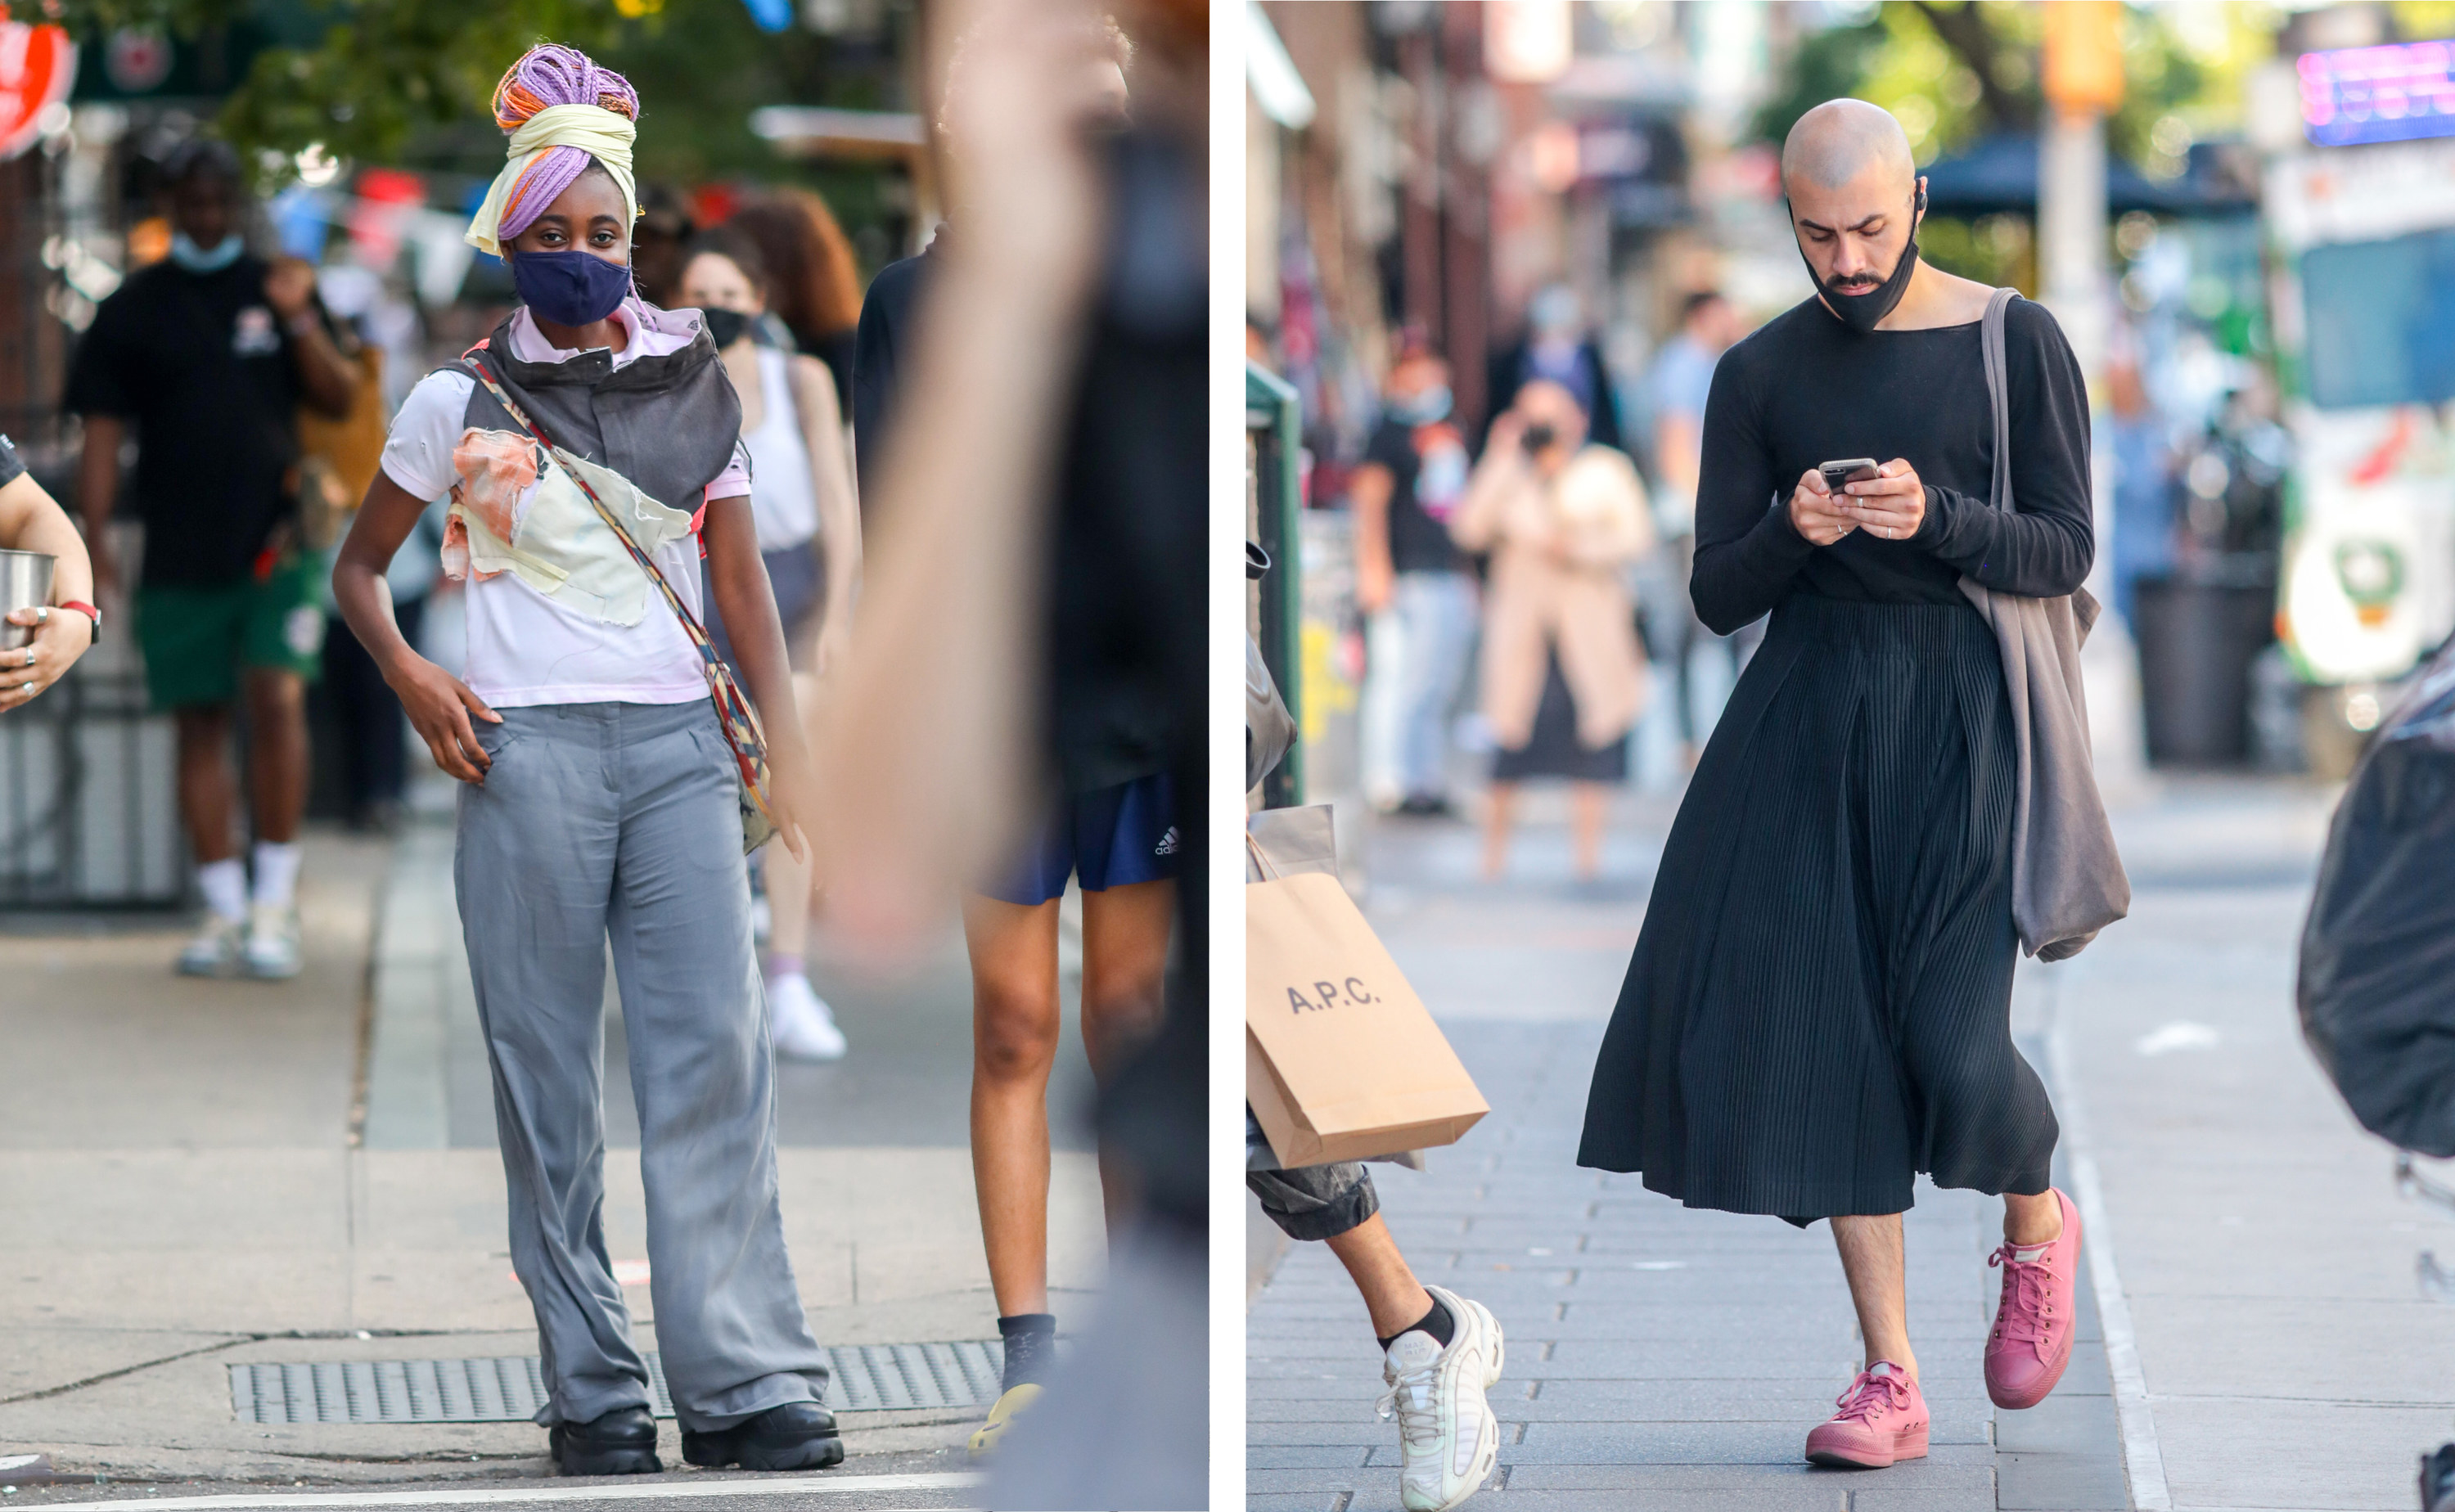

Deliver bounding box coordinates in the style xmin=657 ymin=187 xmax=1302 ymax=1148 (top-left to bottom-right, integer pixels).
xmin=2264 ymin=42 xmax=2455 ymax=770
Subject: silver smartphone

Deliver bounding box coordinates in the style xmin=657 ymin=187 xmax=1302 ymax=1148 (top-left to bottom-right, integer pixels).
xmin=1818 ymin=457 xmax=1879 ymax=493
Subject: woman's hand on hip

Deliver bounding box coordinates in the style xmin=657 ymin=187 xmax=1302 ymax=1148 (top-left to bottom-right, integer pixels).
xmin=1837 ymin=459 xmax=1926 ymax=542
xmin=386 ymin=651 xmax=499 ymax=784
xmin=0 ymin=605 xmax=94 ymax=711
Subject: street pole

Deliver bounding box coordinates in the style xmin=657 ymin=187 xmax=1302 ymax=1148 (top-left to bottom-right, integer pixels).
xmin=2038 ymin=0 xmax=2146 ymax=789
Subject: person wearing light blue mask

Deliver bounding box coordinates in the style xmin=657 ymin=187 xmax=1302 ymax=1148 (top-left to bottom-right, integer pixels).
xmin=167 ymin=228 xmax=246 ymax=273
xmin=64 ymin=135 xmax=358 ymax=985
xmin=1352 ymin=337 xmax=1480 ymax=817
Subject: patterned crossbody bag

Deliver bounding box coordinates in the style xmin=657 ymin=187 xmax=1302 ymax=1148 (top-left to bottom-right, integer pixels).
xmin=460 ymin=352 xmax=779 ymax=853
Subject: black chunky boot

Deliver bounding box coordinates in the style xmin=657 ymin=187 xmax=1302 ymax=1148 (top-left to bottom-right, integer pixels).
xmin=547 ymin=1405 xmax=662 ymax=1477
xmin=682 ymin=1401 xmax=845 ymax=1472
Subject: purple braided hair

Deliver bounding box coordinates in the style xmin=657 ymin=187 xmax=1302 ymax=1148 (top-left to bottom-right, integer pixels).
xmin=492 ymin=44 xmax=641 ymax=245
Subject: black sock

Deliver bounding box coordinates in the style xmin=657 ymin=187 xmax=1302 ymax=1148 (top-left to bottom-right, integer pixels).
xmin=997 ymin=1312 xmax=1058 ymax=1393
xmin=1376 ymin=1296 xmax=1454 ymax=1353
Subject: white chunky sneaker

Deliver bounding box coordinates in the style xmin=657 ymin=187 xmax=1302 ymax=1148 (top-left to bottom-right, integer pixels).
xmin=241 ymin=903 xmax=303 ymax=980
xmin=769 ymin=972 xmax=848 ymax=1061
xmin=1377 ymin=1285 xmax=1503 ymax=1512
xmin=177 ymin=916 xmax=246 ymax=978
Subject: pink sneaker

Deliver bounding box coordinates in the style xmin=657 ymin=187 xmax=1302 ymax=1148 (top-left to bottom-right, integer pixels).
xmin=1804 ymin=1362 xmax=1929 ymax=1469
xmin=1985 ymin=1186 xmax=2083 ymax=1410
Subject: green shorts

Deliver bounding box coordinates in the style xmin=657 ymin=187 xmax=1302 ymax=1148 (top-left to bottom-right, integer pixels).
xmin=133 ymin=554 xmax=327 ymax=711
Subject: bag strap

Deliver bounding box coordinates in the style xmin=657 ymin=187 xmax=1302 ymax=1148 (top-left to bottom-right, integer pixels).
xmin=1245 ymin=829 xmax=1282 ymax=882
xmin=1981 ymin=286 xmax=2016 ymax=515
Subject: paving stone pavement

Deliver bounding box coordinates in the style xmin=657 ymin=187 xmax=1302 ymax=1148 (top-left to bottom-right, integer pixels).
xmin=1248 ymin=790 xmax=2130 ymax=1512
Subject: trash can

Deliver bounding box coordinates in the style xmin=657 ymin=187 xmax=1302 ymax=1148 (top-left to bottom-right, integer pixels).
xmin=2133 ymin=571 xmax=2277 ymax=767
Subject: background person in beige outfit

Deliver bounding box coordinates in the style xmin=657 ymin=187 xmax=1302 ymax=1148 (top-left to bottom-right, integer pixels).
xmin=1450 ymin=378 xmax=1655 ymax=882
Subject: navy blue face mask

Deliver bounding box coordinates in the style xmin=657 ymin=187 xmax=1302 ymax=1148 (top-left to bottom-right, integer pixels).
xmin=511 ymin=248 xmax=633 ymax=327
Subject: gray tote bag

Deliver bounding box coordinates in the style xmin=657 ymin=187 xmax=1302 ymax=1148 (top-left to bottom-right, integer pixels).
xmin=1957 ymin=287 xmax=2129 ymax=961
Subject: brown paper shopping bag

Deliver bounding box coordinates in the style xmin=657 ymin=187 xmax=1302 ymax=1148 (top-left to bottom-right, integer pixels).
xmin=1246 ymin=848 xmax=1488 ymax=1167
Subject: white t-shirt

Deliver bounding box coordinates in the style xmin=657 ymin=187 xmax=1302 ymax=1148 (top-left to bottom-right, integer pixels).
xmin=381 ymin=300 xmax=750 ymax=709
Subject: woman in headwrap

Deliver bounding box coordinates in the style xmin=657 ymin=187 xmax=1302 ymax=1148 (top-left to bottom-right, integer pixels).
xmin=330 ymin=43 xmax=840 ymax=1479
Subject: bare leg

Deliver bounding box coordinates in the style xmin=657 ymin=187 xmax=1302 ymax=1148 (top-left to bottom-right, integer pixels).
xmin=1325 ymin=1213 xmax=1436 ymax=1341
xmin=1079 ymin=878 xmax=1175 ymax=1232
xmin=240 ymin=668 xmax=309 ymax=844
xmin=964 ymin=893 xmax=1063 ymax=1318
xmin=1480 ymin=781 xmax=1519 ymax=881
xmin=173 ymin=704 xmax=239 ymax=864
xmin=1831 ymin=1213 xmax=1917 ymax=1382
xmin=1569 ymin=781 xmax=1609 ymax=880
xmin=2003 ymin=1190 xmax=2065 ymax=1247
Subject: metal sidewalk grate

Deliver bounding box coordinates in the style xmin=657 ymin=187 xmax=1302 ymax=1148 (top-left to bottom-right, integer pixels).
xmin=229 ymin=1341 xmax=1008 ymax=1424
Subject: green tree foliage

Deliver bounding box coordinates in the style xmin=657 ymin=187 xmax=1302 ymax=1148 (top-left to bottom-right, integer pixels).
xmin=1752 ymin=1 xmax=2244 ymax=178
xmin=43 ymin=0 xmax=908 ymax=189
xmin=49 ymin=0 xmax=632 ymax=175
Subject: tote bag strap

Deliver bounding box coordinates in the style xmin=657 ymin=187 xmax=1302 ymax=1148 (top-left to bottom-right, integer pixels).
xmin=1981 ymin=286 xmax=2016 ymax=515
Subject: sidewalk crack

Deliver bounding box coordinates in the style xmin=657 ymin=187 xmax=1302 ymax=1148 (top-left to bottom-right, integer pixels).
xmin=0 ymin=1335 xmax=254 ymax=1406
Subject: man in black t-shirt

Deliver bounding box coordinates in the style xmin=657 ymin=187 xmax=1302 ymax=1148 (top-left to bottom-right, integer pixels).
xmin=65 ymin=139 xmax=357 ymax=981
xmin=1352 ymin=340 xmax=1477 ymax=817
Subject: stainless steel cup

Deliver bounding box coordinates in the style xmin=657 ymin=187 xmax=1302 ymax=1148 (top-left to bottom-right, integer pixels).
xmin=0 ymin=549 xmax=57 ymax=652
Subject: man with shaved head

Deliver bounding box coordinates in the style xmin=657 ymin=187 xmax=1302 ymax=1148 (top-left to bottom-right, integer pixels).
xmin=1577 ymin=98 xmax=2097 ymax=1470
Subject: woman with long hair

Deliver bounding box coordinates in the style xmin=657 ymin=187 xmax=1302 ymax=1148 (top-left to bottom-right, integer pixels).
xmin=679 ymin=226 xmax=863 ymax=1060
xmin=330 ymin=43 xmax=841 ymax=1478
xmin=727 ymin=189 xmax=864 ymax=421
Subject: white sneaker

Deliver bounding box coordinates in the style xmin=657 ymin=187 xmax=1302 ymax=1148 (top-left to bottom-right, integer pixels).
xmin=1377 ymin=1285 xmax=1503 ymax=1512
xmin=177 ymin=916 xmax=246 ymax=978
xmin=769 ymin=972 xmax=847 ymax=1061
xmin=241 ymin=903 xmax=303 ymax=980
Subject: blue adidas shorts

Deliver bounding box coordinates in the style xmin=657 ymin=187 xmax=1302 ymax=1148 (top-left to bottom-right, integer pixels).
xmin=983 ymin=772 xmax=1180 ymax=907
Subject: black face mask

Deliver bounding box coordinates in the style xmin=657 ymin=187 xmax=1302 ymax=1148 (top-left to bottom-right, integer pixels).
xmin=701 ymin=307 xmax=754 ymax=349
xmin=1798 ymin=184 xmax=1926 ymax=335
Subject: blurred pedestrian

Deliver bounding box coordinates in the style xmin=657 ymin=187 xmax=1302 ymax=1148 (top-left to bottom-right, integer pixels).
xmin=833 ymin=4 xmax=1202 ymax=1496
xmin=853 ymin=11 xmax=1169 ymax=1461
xmin=1353 ymin=335 xmax=1476 ymax=817
xmin=1449 ymin=379 xmax=1654 ymax=884
xmin=1647 ymin=289 xmax=1756 ymax=762
xmin=679 ymin=227 xmax=863 ymax=1062
xmin=1579 ymin=100 xmax=2096 ymax=1469
xmin=66 ymin=137 xmax=358 ymax=979
xmin=331 ymin=42 xmax=841 ymax=1479
xmin=728 ymin=189 xmax=863 ymax=425
xmin=2105 ymin=352 xmax=2174 ymax=629
xmin=1486 ymin=282 xmax=1624 ymax=454
xmin=0 ymin=436 xmax=99 ymax=711
xmin=628 ymin=181 xmax=696 ymax=308
xmin=298 ymin=283 xmax=406 ymax=833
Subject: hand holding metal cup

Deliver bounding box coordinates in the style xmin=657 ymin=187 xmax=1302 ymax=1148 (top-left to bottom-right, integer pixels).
xmin=0 ymin=550 xmax=92 ymax=711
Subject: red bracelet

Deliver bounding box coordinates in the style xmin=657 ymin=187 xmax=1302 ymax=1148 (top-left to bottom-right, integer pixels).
xmin=59 ymin=600 xmax=101 ymax=645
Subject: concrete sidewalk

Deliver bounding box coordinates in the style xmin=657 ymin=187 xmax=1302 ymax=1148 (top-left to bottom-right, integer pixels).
xmin=1250 ymin=775 xmax=2436 ymax=1511
xmin=1 ymin=808 xmax=1105 ymax=1494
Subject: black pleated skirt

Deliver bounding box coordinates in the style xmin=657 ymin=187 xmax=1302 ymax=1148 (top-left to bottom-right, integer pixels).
xmin=1576 ymin=594 xmax=2056 ymax=1222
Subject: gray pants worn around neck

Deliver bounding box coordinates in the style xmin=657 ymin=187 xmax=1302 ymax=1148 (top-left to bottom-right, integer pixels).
xmin=456 ymin=700 xmax=827 ymax=1432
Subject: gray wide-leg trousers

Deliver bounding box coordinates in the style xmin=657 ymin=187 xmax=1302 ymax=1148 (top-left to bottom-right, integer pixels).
xmin=456 ymin=700 xmax=827 ymax=1432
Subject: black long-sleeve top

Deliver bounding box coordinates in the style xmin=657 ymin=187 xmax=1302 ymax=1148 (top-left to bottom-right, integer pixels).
xmin=1690 ymin=292 xmax=2094 ymax=635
